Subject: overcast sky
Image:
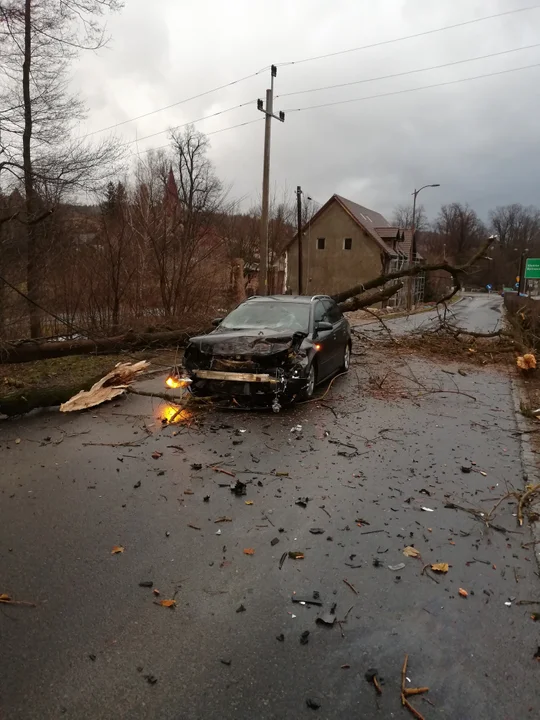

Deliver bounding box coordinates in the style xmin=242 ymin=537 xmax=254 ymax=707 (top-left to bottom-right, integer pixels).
xmin=74 ymin=0 xmax=540 ymax=222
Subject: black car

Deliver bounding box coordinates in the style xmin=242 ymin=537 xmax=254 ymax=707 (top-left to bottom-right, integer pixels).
xmin=183 ymin=295 xmax=351 ymax=410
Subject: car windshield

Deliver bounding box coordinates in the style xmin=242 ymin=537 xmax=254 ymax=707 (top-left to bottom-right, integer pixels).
xmin=220 ymin=301 xmax=310 ymax=333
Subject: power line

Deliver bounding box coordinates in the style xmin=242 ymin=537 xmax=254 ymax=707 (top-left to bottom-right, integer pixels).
xmin=128 ymin=117 xmax=263 ymax=158
xmin=80 ymin=69 xmax=269 ymax=139
xmin=78 ymin=6 xmax=539 ymax=142
xmin=277 ymin=5 xmax=540 ymax=68
xmin=278 ymin=43 xmax=540 ymax=99
xmin=285 ymin=61 xmax=540 ymax=113
xmin=119 ymin=99 xmax=256 ymax=147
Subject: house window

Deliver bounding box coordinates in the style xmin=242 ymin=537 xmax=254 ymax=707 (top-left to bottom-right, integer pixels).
xmin=344 ymin=238 xmax=352 ymax=250
xmin=317 ymin=237 xmax=325 ymax=250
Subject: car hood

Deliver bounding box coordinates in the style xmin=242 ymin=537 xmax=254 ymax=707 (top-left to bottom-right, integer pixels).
xmin=186 ymin=328 xmax=308 ymax=357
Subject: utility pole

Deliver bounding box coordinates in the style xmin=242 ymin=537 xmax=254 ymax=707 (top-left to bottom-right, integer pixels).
xmin=518 ymin=249 xmax=529 ymax=295
xmin=257 ymin=65 xmax=285 ymax=295
xmin=406 ymin=183 xmax=440 ymax=311
xmin=296 ymin=186 xmax=303 ymax=294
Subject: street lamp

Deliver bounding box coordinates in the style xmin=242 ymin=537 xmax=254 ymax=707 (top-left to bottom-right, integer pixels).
xmin=406 ymin=183 xmax=440 ymax=311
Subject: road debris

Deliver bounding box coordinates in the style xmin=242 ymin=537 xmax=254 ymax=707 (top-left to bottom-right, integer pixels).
xmin=401 ymin=654 xmax=428 ymax=720
xmin=151 ymin=451 xmax=162 ymax=460
xmin=111 ymin=545 xmax=124 ymax=554
xmin=144 ymin=674 xmax=158 ymax=685
xmin=214 ymin=516 xmax=232 ymax=523
xmin=236 ymin=604 xmax=246 ymax=613
xmin=213 ymin=466 xmax=236 ymax=478
xmin=270 ymin=537 xmax=280 ymax=546
xmin=343 ymin=578 xmax=358 ymax=595
xmin=230 ymin=480 xmax=247 ymax=496
xmin=388 ymin=563 xmax=405 ymax=571
xmin=292 ymin=594 xmax=323 ymax=607
xmin=156 ymin=599 xmax=176 ymax=608
xmin=316 ymin=609 xmax=337 ymax=626
xmin=459 ymin=588 xmax=468 ymax=598
xmin=300 ymin=630 xmax=310 ymax=645
xmin=289 ymin=551 xmax=305 ymax=560
xmin=403 ymin=546 xmax=421 ymax=558
xmin=276 ymin=633 xmax=285 ymax=642
xmin=60 ymin=360 xmax=149 ymax=412
xmin=0 ymin=593 xmax=36 ymax=607
xmin=243 ymin=548 xmax=255 ymax=555
xmin=309 ymin=528 xmax=325 ymax=534
xmin=295 ymin=497 xmax=309 ymax=508
xmin=365 ymin=668 xmax=382 ymax=695
xmin=138 ymin=581 xmax=153 ymax=588
xmin=279 ymin=552 xmax=287 ymax=570
xmin=305 ymin=697 xmax=320 ymax=710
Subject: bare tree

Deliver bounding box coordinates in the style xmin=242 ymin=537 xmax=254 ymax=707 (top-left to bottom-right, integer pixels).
xmin=0 ymin=0 xmax=123 ymax=337
xmin=433 ymin=203 xmax=486 ymax=266
xmin=131 ymin=127 xmax=228 ymax=319
xmin=392 ymin=203 xmax=427 ymax=231
xmin=489 ymin=204 xmax=540 ymax=251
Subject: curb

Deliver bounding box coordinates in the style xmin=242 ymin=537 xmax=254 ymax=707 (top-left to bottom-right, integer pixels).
xmin=509 ymin=371 xmax=540 ymax=567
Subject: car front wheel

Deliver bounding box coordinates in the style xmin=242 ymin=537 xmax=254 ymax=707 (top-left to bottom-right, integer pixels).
xmin=341 ymin=342 xmax=351 ymax=371
xmin=299 ymin=363 xmax=316 ymax=400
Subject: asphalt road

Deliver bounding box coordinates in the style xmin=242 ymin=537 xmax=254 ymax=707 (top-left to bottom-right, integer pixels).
xmin=1 ymin=297 xmax=539 ymax=720
xmin=358 ymin=293 xmax=503 ymax=338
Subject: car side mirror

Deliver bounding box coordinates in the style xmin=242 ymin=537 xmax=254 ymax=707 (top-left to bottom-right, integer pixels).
xmin=315 ymin=321 xmax=333 ymax=333
xmin=212 ymin=317 xmax=223 ymax=327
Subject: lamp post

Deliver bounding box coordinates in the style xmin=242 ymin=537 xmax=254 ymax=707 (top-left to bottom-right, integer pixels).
xmin=406 ymin=183 xmax=440 ymax=311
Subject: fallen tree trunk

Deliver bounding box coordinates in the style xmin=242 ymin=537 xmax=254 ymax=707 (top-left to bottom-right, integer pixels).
xmin=0 ymin=327 xmax=206 ymax=365
xmin=0 ymin=375 xmax=104 ymax=416
xmin=337 ymin=282 xmax=404 ymax=312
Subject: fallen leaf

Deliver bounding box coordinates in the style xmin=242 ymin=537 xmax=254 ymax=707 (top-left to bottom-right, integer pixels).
xmin=111 ymin=545 xmax=124 ymax=554
xmin=243 ymin=548 xmax=255 ymax=555
xmin=458 ymin=588 xmax=468 ymax=598
xmin=0 ymin=593 xmax=12 ymax=601
xmin=151 ymin=451 xmax=162 ymax=460
xmin=158 ymin=599 xmax=176 ymax=608
xmin=244 ymin=500 xmax=254 ymax=505
xmin=403 ymin=546 xmax=420 ymax=558
xmin=431 ymin=563 xmax=449 ymax=573
xmin=15 ymin=438 xmax=21 ymax=444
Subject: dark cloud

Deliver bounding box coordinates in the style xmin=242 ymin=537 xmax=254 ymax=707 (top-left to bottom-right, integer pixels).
xmin=76 ymin=0 xmax=540 ymax=222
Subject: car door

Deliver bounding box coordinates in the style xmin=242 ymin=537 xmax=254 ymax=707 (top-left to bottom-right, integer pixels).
xmin=313 ymin=300 xmax=334 ymax=380
xmin=322 ymin=298 xmax=350 ymax=371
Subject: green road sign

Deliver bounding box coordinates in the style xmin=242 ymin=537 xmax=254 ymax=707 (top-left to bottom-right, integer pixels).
xmin=525 ymin=258 xmax=540 ymax=279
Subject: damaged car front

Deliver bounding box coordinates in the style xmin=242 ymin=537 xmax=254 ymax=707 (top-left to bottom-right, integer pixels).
xmin=183 ymin=299 xmax=318 ymax=411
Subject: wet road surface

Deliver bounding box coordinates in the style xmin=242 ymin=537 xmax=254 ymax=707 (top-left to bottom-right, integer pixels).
xmin=358 ymin=293 xmax=503 ymax=338
xmin=1 ymin=310 xmax=539 ymax=719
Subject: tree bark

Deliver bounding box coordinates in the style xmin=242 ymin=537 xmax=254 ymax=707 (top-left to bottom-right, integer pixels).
xmin=337 ymin=282 xmax=404 ymax=312
xmin=22 ymin=0 xmax=41 ymax=338
xmin=0 ymin=327 xmax=207 ymax=364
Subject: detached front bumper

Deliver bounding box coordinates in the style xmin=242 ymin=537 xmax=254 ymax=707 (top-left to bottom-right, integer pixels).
xmin=192 ymin=370 xmax=278 ymax=384
xmin=187 ymin=367 xmax=307 ymax=402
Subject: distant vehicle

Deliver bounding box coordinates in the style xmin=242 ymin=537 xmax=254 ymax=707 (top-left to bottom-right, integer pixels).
xmin=183 ymin=295 xmax=352 ymax=409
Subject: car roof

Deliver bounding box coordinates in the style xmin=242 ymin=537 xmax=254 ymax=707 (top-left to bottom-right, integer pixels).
xmin=244 ymin=295 xmax=330 ymax=304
